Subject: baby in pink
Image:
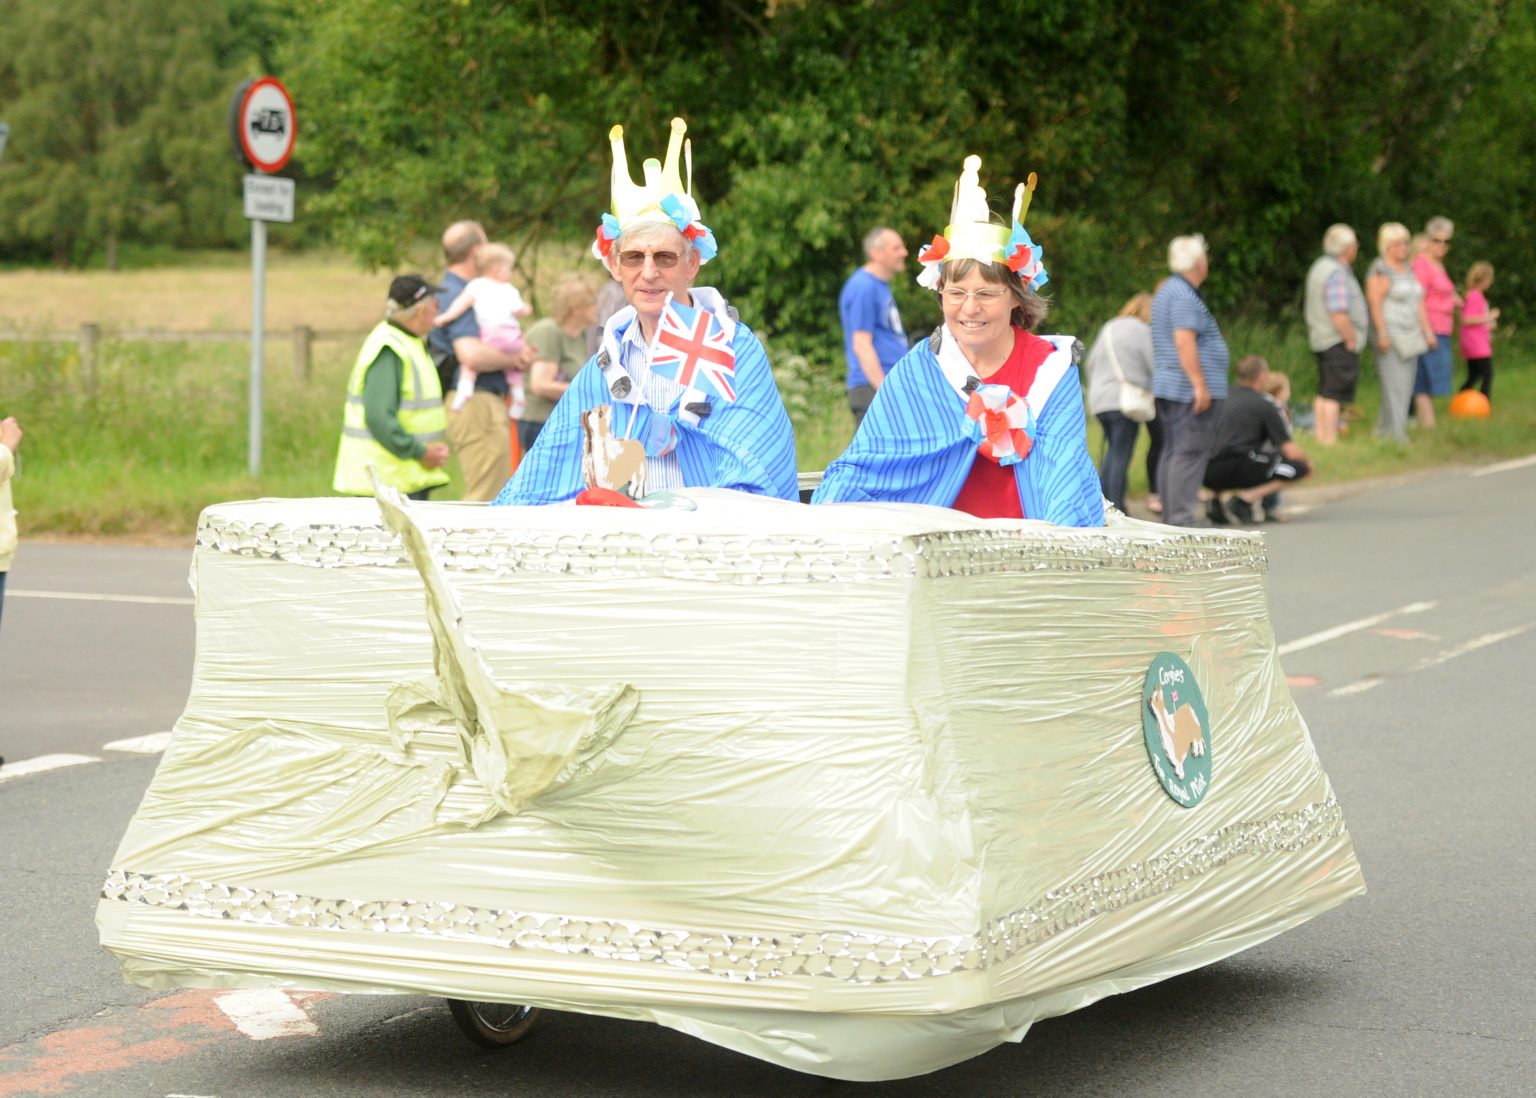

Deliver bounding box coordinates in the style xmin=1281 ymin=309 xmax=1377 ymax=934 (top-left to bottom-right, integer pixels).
xmin=434 ymin=242 xmax=533 ymax=416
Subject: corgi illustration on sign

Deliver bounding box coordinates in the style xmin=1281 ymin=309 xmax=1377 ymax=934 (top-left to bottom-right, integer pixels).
xmin=1141 ymin=653 xmax=1212 ymax=807
xmin=1148 ymin=684 xmax=1206 ymax=780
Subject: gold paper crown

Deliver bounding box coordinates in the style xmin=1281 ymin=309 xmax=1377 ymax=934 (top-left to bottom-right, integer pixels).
xmin=609 ymin=117 xmax=693 ymax=229
xmin=943 ymin=155 xmax=1034 ymax=264
xmin=594 ymin=117 xmax=717 ymax=263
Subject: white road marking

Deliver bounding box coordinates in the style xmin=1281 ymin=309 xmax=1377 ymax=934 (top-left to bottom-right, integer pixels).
xmin=213 ymin=989 xmax=320 ymax=1040
xmin=1414 ymin=625 xmax=1532 ymax=670
xmin=0 ymin=754 xmax=101 ymax=783
xmin=104 ymin=732 xmax=174 ymax=754
xmin=1278 ymin=600 xmax=1437 ymax=656
xmin=8 ymin=588 xmax=193 ymax=606
xmin=381 ymin=1005 xmax=439 ymax=1025
xmin=1329 ymin=677 xmax=1385 ymax=698
xmin=1325 ymin=625 xmax=1530 ymax=696
xmin=1470 ymin=454 xmax=1536 ymax=477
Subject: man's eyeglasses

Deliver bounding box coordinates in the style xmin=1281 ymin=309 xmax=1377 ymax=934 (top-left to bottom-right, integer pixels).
xmin=617 ymin=250 xmax=682 ymax=269
xmin=939 ymin=286 xmax=1010 ymax=306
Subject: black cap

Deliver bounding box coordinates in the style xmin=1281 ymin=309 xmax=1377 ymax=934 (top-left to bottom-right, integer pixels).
xmin=389 ymin=274 xmax=443 ymax=307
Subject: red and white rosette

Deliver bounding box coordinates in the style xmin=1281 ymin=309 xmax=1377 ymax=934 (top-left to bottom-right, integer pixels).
xmin=964 ymin=383 xmax=1034 ymax=466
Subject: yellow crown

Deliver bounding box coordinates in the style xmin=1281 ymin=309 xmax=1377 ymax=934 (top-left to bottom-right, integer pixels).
xmin=916 ymin=155 xmax=1042 ymax=289
xmin=608 ymin=117 xmax=692 ymax=227
xmin=594 ymin=117 xmax=717 ymax=263
xmin=943 ymin=155 xmax=1032 ymax=264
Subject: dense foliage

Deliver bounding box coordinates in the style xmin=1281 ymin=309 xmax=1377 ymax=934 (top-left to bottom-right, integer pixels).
xmin=2 ymin=0 xmax=1530 ymax=353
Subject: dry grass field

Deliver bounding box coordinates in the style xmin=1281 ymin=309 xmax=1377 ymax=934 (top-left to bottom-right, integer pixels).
xmin=0 ymin=252 xmax=393 ymax=333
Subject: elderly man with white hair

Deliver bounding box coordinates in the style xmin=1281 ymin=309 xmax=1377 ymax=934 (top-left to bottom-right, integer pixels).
xmin=1150 ymin=234 xmax=1230 ymax=526
xmin=1303 ymin=223 xmax=1366 ymax=446
xmin=493 ymin=118 xmax=797 ymax=506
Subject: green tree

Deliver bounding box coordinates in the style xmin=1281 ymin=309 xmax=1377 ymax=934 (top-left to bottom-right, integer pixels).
xmin=0 ymin=0 xmax=278 ymax=267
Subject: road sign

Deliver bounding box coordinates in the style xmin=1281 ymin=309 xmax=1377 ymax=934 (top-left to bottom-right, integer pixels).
xmin=243 ymin=174 xmax=295 ymax=223
xmin=0 ymin=122 xmax=9 ymax=162
xmin=232 ymin=77 xmax=295 ymax=174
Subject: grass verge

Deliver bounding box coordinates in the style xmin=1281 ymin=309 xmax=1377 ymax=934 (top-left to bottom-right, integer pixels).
xmin=1 ymin=274 xmax=1529 ymax=539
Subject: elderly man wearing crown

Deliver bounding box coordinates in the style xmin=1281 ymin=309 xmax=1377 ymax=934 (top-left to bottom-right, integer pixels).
xmin=492 ymin=119 xmax=798 ymax=506
xmin=812 ymin=157 xmax=1104 ymax=526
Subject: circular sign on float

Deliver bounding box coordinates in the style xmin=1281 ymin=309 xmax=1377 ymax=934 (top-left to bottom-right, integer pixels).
xmin=234 ymin=77 xmax=296 ymax=174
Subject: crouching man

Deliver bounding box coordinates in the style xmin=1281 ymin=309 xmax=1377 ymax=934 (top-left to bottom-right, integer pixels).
xmin=1204 ymin=354 xmax=1311 ymax=524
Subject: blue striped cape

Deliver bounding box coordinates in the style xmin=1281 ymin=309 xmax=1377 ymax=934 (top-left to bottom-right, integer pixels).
xmin=492 ymin=298 xmax=798 ymax=506
xmin=812 ymin=328 xmax=1106 ymax=527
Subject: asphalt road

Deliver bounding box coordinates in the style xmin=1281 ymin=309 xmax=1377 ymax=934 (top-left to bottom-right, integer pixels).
xmin=2 ymin=461 xmax=1533 ymax=1097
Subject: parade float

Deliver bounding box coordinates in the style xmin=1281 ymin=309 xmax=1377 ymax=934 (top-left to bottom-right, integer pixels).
xmin=96 ymin=486 xmax=1365 ymax=1079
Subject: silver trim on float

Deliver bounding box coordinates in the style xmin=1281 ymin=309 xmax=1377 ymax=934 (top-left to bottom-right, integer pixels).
xmin=103 ymin=798 xmax=1343 ymax=985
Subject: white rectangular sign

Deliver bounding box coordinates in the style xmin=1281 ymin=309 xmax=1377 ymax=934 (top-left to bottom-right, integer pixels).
xmin=243 ymin=174 xmax=294 ymax=223
xmin=0 ymin=122 xmax=9 ymax=162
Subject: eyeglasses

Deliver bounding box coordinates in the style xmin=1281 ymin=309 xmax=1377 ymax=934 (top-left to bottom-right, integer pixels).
xmin=617 ymin=250 xmax=681 ymax=269
xmin=1430 ymin=237 xmax=1451 ymax=245
xmin=939 ymin=286 xmax=1010 ymax=306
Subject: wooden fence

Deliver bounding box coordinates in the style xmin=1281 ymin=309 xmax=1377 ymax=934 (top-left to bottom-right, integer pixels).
xmin=0 ymin=325 xmax=369 ymax=382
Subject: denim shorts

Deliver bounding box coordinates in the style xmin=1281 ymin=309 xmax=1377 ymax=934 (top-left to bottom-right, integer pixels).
xmin=1415 ymin=334 xmax=1454 ymax=396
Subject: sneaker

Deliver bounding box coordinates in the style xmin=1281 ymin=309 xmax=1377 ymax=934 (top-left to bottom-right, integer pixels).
xmin=1226 ymin=497 xmax=1256 ymax=524
xmin=1205 ymin=497 xmax=1230 ymax=525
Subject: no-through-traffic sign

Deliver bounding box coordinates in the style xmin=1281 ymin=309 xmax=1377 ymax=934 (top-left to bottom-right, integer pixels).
xmin=231 ymin=77 xmax=295 ymax=174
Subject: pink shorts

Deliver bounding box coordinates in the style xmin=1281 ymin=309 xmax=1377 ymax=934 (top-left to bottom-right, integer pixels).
xmin=481 ymin=324 xmax=525 ymax=356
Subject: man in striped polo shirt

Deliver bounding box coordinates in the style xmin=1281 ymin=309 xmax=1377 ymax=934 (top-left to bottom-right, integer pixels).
xmin=1150 ymin=234 xmax=1230 ymax=526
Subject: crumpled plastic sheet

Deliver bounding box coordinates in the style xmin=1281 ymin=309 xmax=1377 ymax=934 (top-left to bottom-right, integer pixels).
xmin=97 ymin=490 xmax=1364 ymax=1080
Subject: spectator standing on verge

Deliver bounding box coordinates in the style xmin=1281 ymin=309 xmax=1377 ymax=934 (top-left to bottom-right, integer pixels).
xmin=519 ymin=272 xmax=599 ymax=453
xmin=0 ymin=415 xmax=21 ymax=635
xmin=1365 ymin=222 xmax=1434 ymax=443
xmin=1084 ymin=292 xmax=1161 ymax=514
xmin=839 ymin=227 xmax=910 ymax=426
xmin=1458 ymin=261 xmax=1499 ymax=399
xmin=332 ymin=275 xmax=451 ymax=501
xmin=1410 ymin=216 xmax=1463 ymax=430
xmin=1150 ymin=234 xmax=1229 ymax=526
xmin=1303 ymin=223 xmax=1367 ymax=446
xmin=1203 ymin=355 xmax=1311 ymax=525
xmin=427 ymin=221 xmax=531 ymax=501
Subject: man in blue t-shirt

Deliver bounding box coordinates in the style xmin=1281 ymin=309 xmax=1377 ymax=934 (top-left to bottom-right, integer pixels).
xmin=1150 ymin=233 xmax=1230 ymax=526
xmin=838 ymin=227 xmax=909 ymax=425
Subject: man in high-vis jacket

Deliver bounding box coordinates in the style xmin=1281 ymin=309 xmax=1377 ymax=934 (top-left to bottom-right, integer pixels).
xmin=333 ymin=275 xmax=452 ymax=500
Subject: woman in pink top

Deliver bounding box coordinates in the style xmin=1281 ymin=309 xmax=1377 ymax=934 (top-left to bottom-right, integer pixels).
xmin=1410 ymin=215 xmax=1463 ymax=428
xmin=1458 ymin=261 xmax=1499 ymax=398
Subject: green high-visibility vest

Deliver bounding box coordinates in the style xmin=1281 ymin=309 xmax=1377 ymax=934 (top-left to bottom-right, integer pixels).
xmin=332 ymin=321 xmax=449 ymax=495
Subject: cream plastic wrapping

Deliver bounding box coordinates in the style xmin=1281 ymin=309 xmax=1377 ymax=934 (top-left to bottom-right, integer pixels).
xmin=98 ymin=491 xmax=1364 ymax=1080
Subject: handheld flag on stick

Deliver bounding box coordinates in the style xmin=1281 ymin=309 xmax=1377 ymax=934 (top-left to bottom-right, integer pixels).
xmin=648 ymin=297 xmax=737 ymax=402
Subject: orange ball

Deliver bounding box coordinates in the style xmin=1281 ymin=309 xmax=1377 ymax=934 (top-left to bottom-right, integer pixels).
xmin=1448 ymin=390 xmax=1492 ymax=419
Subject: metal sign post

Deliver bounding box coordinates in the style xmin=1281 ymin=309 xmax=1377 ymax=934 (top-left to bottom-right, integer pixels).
xmin=229 ymin=77 xmax=297 ymax=478
xmin=0 ymin=122 xmax=10 ymax=162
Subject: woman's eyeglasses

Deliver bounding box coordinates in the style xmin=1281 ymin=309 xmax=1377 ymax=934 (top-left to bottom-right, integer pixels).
xmin=939 ymin=287 xmax=1010 ymax=306
xmin=617 ymin=250 xmax=682 ymax=269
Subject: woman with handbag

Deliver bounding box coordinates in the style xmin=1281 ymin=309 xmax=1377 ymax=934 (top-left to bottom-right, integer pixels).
xmin=1366 ymin=223 xmax=1436 ymax=443
xmin=1085 ymin=292 xmax=1162 ymax=514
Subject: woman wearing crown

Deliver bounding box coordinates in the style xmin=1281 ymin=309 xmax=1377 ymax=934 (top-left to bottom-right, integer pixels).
xmin=812 ymin=157 xmax=1104 ymax=526
xmin=493 ymin=119 xmax=798 ymax=506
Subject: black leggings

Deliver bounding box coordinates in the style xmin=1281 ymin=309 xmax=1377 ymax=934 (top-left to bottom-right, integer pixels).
xmin=1460 ymin=357 xmax=1493 ymax=397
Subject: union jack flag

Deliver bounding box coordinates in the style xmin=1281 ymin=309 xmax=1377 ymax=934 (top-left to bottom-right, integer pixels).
xmin=648 ymin=298 xmax=737 ymax=402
